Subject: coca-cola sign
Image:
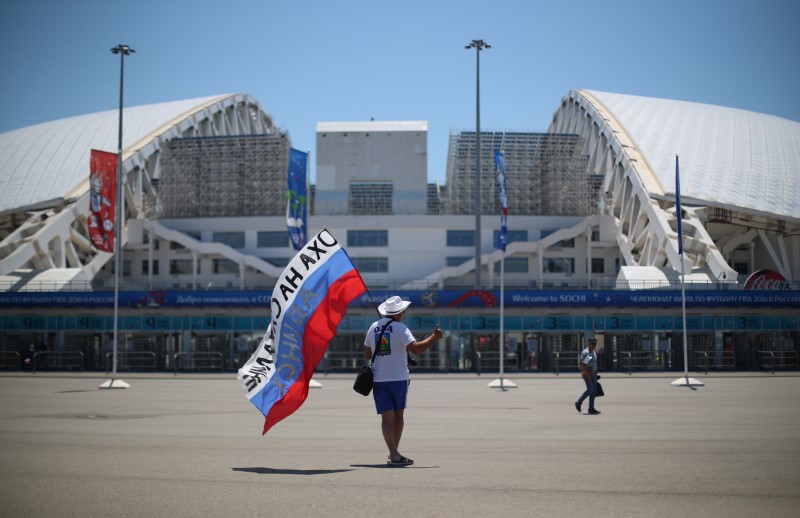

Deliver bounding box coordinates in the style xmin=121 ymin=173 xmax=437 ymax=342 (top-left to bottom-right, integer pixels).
xmin=744 ymin=269 xmax=790 ymax=290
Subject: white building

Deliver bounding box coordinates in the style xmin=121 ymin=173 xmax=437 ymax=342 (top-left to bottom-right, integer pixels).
xmin=0 ymin=91 xmax=798 ymax=373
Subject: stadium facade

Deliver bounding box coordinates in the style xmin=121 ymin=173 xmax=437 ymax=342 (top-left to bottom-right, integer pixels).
xmin=0 ymin=90 xmax=798 ymax=375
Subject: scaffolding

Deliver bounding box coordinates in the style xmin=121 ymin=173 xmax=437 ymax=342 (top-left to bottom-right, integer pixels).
xmin=158 ymin=134 xmax=290 ymax=218
xmin=443 ymin=131 xmax=596 ymax=216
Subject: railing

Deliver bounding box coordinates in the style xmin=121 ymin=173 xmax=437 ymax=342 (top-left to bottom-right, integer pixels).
xmin=472 ymin=351 xmax=521 ymax=376
xmin=0 ymin=351 xmax=20 ymax=370
xmin=620 ymin=351 xmax=666 ymax=375
xmin=173 ymin=352 xmax=224 ymax=375
xmin=759 ymin=350 xmax=800 ymax=374
xmin=409 ymin=351 xmax=451 ymax=372
xmin=551 ymin=351 xmax=580 ymax=375
xmin=695 ymin=350 xmax=736 ymax=374
xmin=32 ymin=351 xmax=84 ymax=373
xmin=105 ymin=351 xmax=157 ymax=373
xmin=322 ymin=351 xmax=451 ymax=373
xmin=322 ymin=351 xmax=364 ymax=373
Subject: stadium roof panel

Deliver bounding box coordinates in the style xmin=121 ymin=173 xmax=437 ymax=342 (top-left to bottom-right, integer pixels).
xmin=586 ymin=90 xmax=800 ymax=220
xmin=0 ymin=94 xmax=229 ymax=215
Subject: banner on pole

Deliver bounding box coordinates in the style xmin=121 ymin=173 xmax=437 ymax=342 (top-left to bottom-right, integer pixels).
xmin=286 ymin=148 xmax=308 ymax=251
xmin=237 ymin=229 xmax=367 ymax=435
xmin=494 ymin=149 xmax=508 ymax=252
xmin=675 ymin=155 xmax=683 ymax=256
xmin=88 ymin=150 xmax=118 ymax=253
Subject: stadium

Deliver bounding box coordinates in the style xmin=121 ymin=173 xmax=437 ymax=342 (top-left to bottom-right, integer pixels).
xmin=0 ymin=90 xmax=798 ymax=375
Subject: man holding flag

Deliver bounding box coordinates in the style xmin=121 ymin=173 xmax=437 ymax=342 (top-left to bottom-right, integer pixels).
xmin=237 ymin=229 xmax=366 ymax=435
xmin=364 ymin=296 xmax=443 ymax=465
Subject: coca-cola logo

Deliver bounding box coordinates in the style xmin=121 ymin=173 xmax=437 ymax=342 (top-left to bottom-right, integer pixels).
xmin=744 ymin=270 xmax=790 ymax=290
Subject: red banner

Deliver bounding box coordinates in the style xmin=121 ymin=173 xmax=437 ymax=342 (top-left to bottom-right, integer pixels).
xmin=88 ymin=150 xmax=117 ymax=253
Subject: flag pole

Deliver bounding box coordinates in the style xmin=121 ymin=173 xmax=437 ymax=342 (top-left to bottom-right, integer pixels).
xmin=500 ymin=252 xmax=505 ymax=388
xmin=489 ymin=149 xmax=515 ymax=389
xmin=672 ymin=154 xmax=703 ymax=387
xmin=303 ymin=151 xmax=322 ymax=388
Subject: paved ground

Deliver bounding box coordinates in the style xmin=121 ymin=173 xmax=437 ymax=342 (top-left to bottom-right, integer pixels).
xmin=0 ymin=371 xmax=799 ymax=517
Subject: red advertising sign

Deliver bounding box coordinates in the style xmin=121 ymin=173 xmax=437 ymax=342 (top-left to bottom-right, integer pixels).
xmin=88 ymin=150 xmax=117 ymax=253
xmin=744 ymin=269 xmax=790 ymax=290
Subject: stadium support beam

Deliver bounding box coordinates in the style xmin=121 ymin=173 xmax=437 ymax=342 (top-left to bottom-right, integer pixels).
xmin=550 ymin=90 xmax=737 ymax=281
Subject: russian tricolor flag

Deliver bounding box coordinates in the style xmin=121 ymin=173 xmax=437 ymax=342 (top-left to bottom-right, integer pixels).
xmin=237 ymin=229 xmax=367 ymax=435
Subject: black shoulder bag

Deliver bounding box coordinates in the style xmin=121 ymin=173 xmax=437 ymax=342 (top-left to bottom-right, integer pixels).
xmin=353 ymin=319 xmax=391 ymax=396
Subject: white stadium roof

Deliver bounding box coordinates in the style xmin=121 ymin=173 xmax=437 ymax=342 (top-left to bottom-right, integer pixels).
xmin=585 ymin=90 xmax=800 ymax=222
xmin=0 ymin=94 xmax=229 ymax=216
xmin=1 ymin=90 xmax=798 ymax=224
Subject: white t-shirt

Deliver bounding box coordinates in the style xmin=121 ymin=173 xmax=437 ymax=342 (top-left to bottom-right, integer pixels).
xmin=580 ymin=347 xmax=598 ymax=374
xmin=364 ymin=317 xmax=416 ymax=382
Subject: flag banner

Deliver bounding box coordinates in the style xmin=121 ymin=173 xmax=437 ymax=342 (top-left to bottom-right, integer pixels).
xmin=89 ymin=150 xmax=118 ymax=253
xmin=494 ymin=149 xmax=508 ymax=252
xmin=286 ymin=148 xmax=308 ymax=251
xmin=237 ymin=229 xmax=367 ymax=435
xmin=675 ymin=155 xmax=683 ymax=255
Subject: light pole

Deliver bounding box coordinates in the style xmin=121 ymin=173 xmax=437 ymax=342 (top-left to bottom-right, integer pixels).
xmin=101 ymin=44 xmax=134 ymax=390
xmin=466 ymin=39 xmax=490 ymax=289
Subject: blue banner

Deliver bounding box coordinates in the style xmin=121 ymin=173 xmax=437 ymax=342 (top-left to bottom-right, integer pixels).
xmin=675 ymin=155 xmax=683 ymax=255
xmin=286 ymin=148 xmax=308 ymax=251
xmin=494 ymin=149 xmax=507 ymax=252
xmin=1 ymin=289 xmax=799 ymax=309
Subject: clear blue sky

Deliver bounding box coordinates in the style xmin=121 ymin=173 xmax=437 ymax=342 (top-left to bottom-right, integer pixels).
xmin=1 ymin=0 xmax=798 ymax=184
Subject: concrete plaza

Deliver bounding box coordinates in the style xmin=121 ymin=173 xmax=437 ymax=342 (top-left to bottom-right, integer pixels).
xmin=0 ymin=371 xmax=798 ymax=517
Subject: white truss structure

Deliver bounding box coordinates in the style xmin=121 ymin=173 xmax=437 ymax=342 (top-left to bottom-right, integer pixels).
xmin=549 ymin=90 xmax=739 ymax=281
xmin=0 ymin=94 xmax=284 ymax=286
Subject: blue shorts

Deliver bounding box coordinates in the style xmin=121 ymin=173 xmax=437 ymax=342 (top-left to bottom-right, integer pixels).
xmin=373 ymin=380 xmax=409 ymax=414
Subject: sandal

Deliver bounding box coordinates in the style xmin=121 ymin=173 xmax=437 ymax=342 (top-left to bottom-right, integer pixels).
xmin=387 ymin=455 xmax=413 ymax=466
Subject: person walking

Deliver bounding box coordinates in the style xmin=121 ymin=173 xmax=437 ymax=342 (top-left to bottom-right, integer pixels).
xmin=575 ymin=337 xmax=601 ymax=415
xmin=364 ymin=296 xmax=443 ymax=465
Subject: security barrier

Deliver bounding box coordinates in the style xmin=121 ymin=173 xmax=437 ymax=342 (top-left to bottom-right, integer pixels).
xmin=32 ymin=352 xmax=84 ymax=373
xmin=409 ymin=351 xmax=448 ymax=372
xmin=695 ymin=351 xmax=736 ymax=374
xmin=105 ymin=351 xmax=157 ymax=373
xmin=759 ymin=351 xmax=799 ymax=374
xmin=322 ymin=351 xmax=363 ymax=373
xmin=551 ymin=351 xmax=580 ymax=375
xmin=620 ymin=351 xmax=666 ymax=375
xmin=0 ymin=351 xmax=20 ymax=370
xmin=321 ymin=350 xmax=448 ymax=373
xmin=473 ymin=351 xmax=521 ymax=376
xmin=173 ymin=352 xmax=224 ymax=374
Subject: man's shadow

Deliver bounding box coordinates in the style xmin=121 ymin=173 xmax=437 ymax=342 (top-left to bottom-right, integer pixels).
xmin=233 ymin=464 xmax=439 ymax=475
xmin=232 ymin=467 xmax=354 ymax=475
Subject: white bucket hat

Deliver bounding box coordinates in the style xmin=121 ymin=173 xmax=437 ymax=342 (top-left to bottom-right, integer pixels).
xmin=378 ymin=296 xmax=411 ymax=316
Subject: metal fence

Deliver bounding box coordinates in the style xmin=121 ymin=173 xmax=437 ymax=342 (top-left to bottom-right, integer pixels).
xmin=473 ymin=351 xmax=523 ymax=376
xmin=758 ymin=350 xmax=799 ymax=374
xmin=105 ymin=352 xmax=158 ymax=374
xmin=620 ymin=351 xmax=666 ymax=375
xmin=695 ymin=351 xmax=736 ymax=374
xmin=0 ymin=351 xmax=20 ymax=370
xmin=173 ymin=352 xmax=224 ymax=374
xmin=550 ymin=351 xmax=580 ymax=375
xmin=32 ymin=352 xmax=84 ymax=373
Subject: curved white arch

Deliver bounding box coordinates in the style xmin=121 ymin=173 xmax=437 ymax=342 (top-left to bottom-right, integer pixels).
xmin=549 ymin=89 xmax=737 ymax=279
xmin=0 ymin=94 xmax=285 ymax=281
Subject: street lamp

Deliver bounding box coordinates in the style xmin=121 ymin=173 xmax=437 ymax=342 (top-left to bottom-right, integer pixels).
xmin=466 ymin=39 xmax=490 ymax=289
xmin=100 ymin=44 xmax=134 ymax=390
